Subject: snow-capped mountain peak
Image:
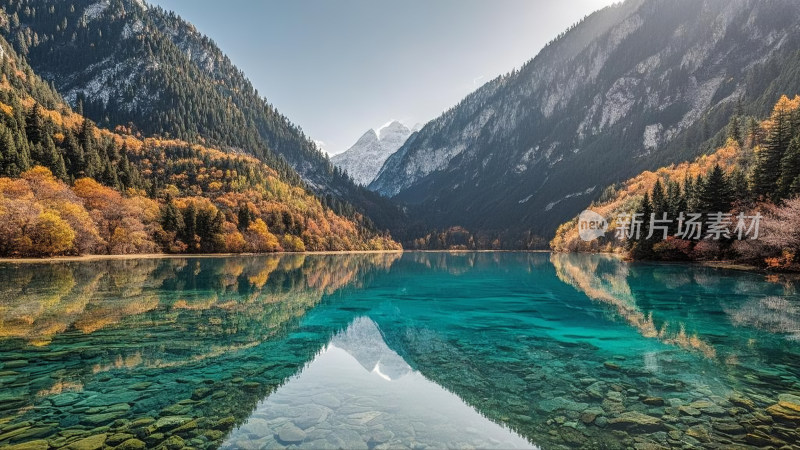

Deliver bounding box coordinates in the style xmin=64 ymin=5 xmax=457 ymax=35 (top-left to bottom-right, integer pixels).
xmin=332 ymin=121 xmax=413 ymax=186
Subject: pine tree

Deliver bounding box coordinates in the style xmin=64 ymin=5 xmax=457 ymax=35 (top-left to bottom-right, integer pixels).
xmin=778 ymin=137 xmax=800 ymax=199
xmin=42 ymin=136 xmax=67 ymax=180
xmin=631 ymin=193 xmax=654 ymax=259
xmin=745 ymin=117 xmax=760 ymax=147
xmin=161 ymin=201 xmax=183 ymax=233
xmin=237 ymin=204 xmax=252 ymax=231
xmin=728 ymin=113 xmax=742 ymax=146
xmin=699 ymin=164 xmax=733 ymax=213
xmin=80 ymin=119 xmax=102 ymax=178
xmin=101 ymin=158 xmax=119 ymax=188
xmin=685 ymin=174 xmax=703 ymax=212
xmin=0 ymin=127 xmax=15 ymax=176
xmin=651 ymin=180 xmax=667 ymax=217
xmin=182 ymin=203 xmax=197 ymax=248
xmin=752 ymin=102 xmax=793 ymax=199
xmin=63 ymin=131 xmax=84 ymax=177
xmin=118 ymin=153 xmax=133 ymax=189
xmin=666 ymin=180 xmax=686 ymax=233
xmin=728 ymin=168 xmax=751 ymax=204
xmin=25 ymin=104 xmax=45 ymax=145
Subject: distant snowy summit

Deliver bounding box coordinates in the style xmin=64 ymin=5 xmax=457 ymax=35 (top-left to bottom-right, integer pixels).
xmin=332 ymin=121 xmax=416 ymax=186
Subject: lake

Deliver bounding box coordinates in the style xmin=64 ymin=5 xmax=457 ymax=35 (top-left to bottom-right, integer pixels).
xmin=0 ymin=252 xmax=799 ymax=449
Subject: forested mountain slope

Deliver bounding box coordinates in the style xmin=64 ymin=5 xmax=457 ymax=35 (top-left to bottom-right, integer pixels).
xmin=371 ymin=0 xmax=800 ymax=247
xmin=0 ymin=0 xmax=404 ymax=231
xmin=0 ymin=35 xmax=399 ymax=256
xmin=552 ymin=95 xmax=800 ymax=270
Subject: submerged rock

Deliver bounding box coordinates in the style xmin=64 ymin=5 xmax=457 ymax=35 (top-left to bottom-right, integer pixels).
xmin=586 ymin=381 xmax=605 ymax=400
xmin=106 ymin=433 xmax=135 ymax=446
xmin=538 ymin=396 xmax=588 ymax=413
xmin=81 ymin=411 xmax=126 ymax=426
xmin=766 ymin=394 xmax=800 ymax=423
xmin=608 ymin=412 xmax=663 ymax=432
xmin=642 ymin=397 xmax=665 ymax=406
xmin=312 ymin=393 xmax=341 ymax=409
xmin=115 ymin=438 xmax=146 ymax=450
xmin=277 ymin=423 xmax=306 ymax=443
xmin=728 ymin=393 xmax=754 ymax=409
xmin=711 ymin=420 xmax=745 ymax=435
xmin=4 ymin=440 xmax=49 ymax=450
xmin=65 ymin=433 xmax=107 ymax=450
xmin=158 ymin=435 xmax=185 ymax=449
xmin=685 ymin=425 xmax=710 ymax=443
xmin=678 ymin=406 xmax=701 ymax=417
xmin=153 ymin=416 xmax=193 ymax=432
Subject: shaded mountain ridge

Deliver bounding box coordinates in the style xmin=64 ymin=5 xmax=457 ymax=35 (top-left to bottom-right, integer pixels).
xmin=370 ymin=0 xmax=800 ymax=247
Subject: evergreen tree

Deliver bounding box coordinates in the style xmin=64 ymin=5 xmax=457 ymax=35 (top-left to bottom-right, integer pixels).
xmin=631 ymin=194 xmax=654 ymax=259
xmin=0 ymin=127 xmax=16 ymax=176
xmin=101 ymin=158 xmax=119 ymax=188
xmin=727 ymin=113 xmax=742 ymax=145
xmin=752 ymin=104 xmax=792 ymax=199
xmin=42 ymin=136 xmax=67 ymax=180
xmin=745 ymin=117 xmax=760 ymax=147
xmin=698 ymin=164 xmax=733 ymax=213
xmin=181 ymin=203 xmax=197 ymax=248
xmin=80 ymin=119 xmax=102 ymax=178
xmin=685 ymin=174 xmax=703 ymax=212
xmin=14 ymin=134 xmax=31 ymax=173
xmin=161 ymin=201 xmax=183 ymax=233
xmin=237 ymin=204 xmax=252 ymax=231
xmin=25 ymin=104 xmax=45 ymax=145
xmin=63 ymin=132 xmax=84 ymax=177
xmin=118 ymin=154 xmax=135 ymax=190
xmin=728 ymin=168 xmax=751 ymax=204
xmin=666 ymin=180 xmax=686 ymax=233
xmin=778 ymin=137 xmax=800 ymax=199
xmin=651 ymin=180 xmax=667 ymax=217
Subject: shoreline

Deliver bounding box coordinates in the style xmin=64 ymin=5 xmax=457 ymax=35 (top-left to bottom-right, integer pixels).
xmin=0 ymin=250 xmax=403 ymax=264
xmin=0 ymin=249 xmax=552 ymax=264
xmin=553 ymin=250 xmax=778 ymax=274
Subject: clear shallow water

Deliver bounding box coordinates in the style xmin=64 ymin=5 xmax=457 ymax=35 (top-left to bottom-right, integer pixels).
xmin=0 ymin=253 xmax=799 ymax=449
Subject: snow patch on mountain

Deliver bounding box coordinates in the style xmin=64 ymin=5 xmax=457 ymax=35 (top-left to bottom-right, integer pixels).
xmin=58 ymin=57 xmax=156 ymax=111
xmin=544 ymin=187 xmax=597 ymax=211
xmin=84 ymin=1 xmax=110 ymax=21
xmin=600 ymin=77 xmax=639 ymax=129
xmin=121 ymin=20 xmax=144 ymax=40
xmin=643 ymin=123 xmax=663 ymax=151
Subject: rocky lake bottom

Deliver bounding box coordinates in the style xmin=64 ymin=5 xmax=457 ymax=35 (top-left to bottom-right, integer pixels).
xmin=0 ymin=252 xmax=799 ymax=449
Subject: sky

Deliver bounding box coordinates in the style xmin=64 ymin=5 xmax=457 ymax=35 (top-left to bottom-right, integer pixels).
xmin=151 ymin=0 xmax=619 ymax=155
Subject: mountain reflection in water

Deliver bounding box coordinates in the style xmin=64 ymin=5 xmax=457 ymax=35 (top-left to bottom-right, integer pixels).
xmin=222 ymin=317 xmax=534 ymax=449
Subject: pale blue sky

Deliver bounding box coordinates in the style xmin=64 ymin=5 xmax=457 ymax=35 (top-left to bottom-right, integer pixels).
xmin=151 ymin=0 xmax=618 ymax=154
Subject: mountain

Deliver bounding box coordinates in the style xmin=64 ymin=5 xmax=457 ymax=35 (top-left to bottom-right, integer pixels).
xmin=332 ymin=121 xmax=413 ymax=186
xmin=0 ymin=33 xmax=399 ymax=257
xmin=370 ymin=0 xmax=800 ymax=246
xmin=0 ymin=0 xmax=405 ymax=231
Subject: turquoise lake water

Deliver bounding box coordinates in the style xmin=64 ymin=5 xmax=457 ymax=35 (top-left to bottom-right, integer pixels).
xmin=0 ymin=252 xmax=799 ymax=449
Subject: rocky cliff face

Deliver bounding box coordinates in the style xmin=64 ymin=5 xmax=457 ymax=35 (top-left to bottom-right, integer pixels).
xmin=370 ymin=0 xmax=800 ymax=239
